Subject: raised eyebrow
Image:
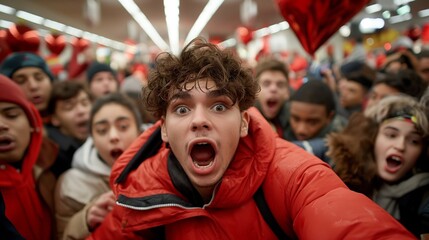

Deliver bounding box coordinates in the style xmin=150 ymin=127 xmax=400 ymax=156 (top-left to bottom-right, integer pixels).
xmin=170 ymin=91 xmax=191 ymax=101
xmin=207 ymin=89 xmax=227 ymax=98
xmin=170 ymin=89 xmax=227 ymax=101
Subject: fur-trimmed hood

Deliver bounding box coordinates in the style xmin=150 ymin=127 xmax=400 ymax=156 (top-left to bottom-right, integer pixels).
xmin=327 ymin=112 xmax=378 ymax=196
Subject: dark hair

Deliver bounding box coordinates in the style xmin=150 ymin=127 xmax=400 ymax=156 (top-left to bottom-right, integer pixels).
xmin=254 ymin=58 xmax=289 ymax=82
xmin=290 ymin=80 xmax=336 ymax=115
xmin=47 ymin=81 xmax=91 ymax=115
xmin=383 ymin=51 xmax=416 ymax=71
xmin=374 ymin=69 xmax=427 ymax=100
xmin=89 ymin=92 xmax=142 ymax=134
xmin=144 ymin=37 xmax=260 ymax=118
xmin=417 ymin=49 xmax=429 ymax=60
xmin=341 ymin=61 xmax=375 ymax=90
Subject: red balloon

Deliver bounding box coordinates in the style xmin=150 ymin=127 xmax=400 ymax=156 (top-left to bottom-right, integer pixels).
xmin=6 ymin=23 xmax=40 ymax=52
xmin=45 ymin=34 xmax=66 ymax=55
xmin=0 ymin=29 xmax=11 ymax=62
xmin=421 ymin=23 xmax=429 ymax=44
xmin=276 ymin=0 xmax=370 ymax=55
xmin=71 ymin=37 xmax=90 ymax=52
xmin=237 ymin=26 xmax=253 ymax=45
xmin=405 ymin=25 xmax=421 ymax=42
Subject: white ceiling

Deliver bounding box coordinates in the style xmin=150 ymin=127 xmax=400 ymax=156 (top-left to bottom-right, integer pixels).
xmin=1 ymin=0 xmax=429 ymax=51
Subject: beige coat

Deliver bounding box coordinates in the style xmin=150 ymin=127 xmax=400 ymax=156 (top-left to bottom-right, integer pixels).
xmin=54 ymin=138 xmax=111 ymax=240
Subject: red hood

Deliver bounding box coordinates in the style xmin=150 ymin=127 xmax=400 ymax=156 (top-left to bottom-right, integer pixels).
xmin=0 ymin=75 xmax=43 ymax=188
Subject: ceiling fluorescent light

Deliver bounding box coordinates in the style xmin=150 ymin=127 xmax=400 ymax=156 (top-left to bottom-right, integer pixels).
xmin=269 ymin=24 xmax=281 ymax=34
xmin=218 ymin=38 xmax=236 ymax=48
xmin=164 ymin=0 xmax=180 ymax=55
xmin=254 ymin=21 xmax=289 ymax=38
xmin=0 ymin=3 xmax=139 ymax=51
xmin=418 ymin=9 xmax=429 ymax=18
xmin=16 ymin=10 xmax=44 ymax=24
xmin=393 ymin=0 xmax=414 ymax=5
xmin=365 ymin=4 xmax=382 ymax=14
xmin=184 ymin=0 xmax=224 ymax=45
xmin=0 ymin=4 xmax=15 ymax=15
xmin=98 ymin=36 xmax=112 ymax=46
xmin=396 ymin=4 xmax=410 ymax=15
xmin=359 ymin=18 xmax=385 ymax=33
xmin=0 ymin=19 xmax=13 ymax=29
xmin=254 ymin=27 xmax=270 ymax=38
xmin=83 ymin=31 xmax=99 ymax=42
xmin=389 ymin=13 xmax=412 ymax=24
xmin=44 ymin=19 xmax=66 ymax=32
xmin=339 ymin=25 xmax=351 ymax=37
xmin=118 ymin=0 xmax=169 ymax=51
xmin=382 ymin=10 xmax=391 ymax=19
xmin=278 ymin=21 xmax=289 ymax=31
xmin=64 ymin=26 xmax=83 ymax=37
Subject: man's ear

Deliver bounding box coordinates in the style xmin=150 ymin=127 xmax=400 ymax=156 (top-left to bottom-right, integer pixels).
xmin=240 ymin=111 xmax=250 ymax=137
xmin=51 ymin=114 xmax=61 ymax=127
xmin=160 ymin=117 xmax=169 ymax=142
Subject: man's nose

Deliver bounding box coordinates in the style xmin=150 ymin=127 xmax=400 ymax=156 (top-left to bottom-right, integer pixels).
xmin=191 ymin=106 xmax=211 ymax=131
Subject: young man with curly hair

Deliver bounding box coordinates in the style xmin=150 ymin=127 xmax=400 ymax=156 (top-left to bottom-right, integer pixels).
xmin=88 ymin=38 xmax=415 ymax=239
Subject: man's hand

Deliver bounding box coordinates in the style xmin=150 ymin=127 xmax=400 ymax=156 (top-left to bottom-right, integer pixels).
xmin=86 ymin=191 xmax=115 ymax=231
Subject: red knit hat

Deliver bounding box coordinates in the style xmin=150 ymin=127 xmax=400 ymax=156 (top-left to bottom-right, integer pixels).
xmin=0 ymin=74 xmax=42 ymax=132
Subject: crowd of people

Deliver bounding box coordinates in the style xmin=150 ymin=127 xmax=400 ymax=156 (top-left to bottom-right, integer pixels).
xmin=1 ymin=36 xmax=429 ymax=239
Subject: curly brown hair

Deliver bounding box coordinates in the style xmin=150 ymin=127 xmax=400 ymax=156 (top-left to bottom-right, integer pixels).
xmin=143 ymin=37 xmax=260 ymax=119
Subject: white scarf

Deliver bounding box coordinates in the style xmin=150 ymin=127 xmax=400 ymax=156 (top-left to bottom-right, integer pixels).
xmin=71 ymin=137 xmax=111 ymax=177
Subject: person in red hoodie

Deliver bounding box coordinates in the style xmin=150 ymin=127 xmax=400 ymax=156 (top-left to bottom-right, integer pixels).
xmin=0 ymin=74 xmax=53 ymax=239
xmin=88 ymin=38 xmax=415 ymax=239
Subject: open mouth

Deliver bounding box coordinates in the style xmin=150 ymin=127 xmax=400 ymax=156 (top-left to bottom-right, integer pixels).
xmin=0 ymin=137 xmax=14 ymax=152
xmin=266 ymin=99 xmax=278 ymax=108
xmin=110 ymin=148 xmax=124 ymax=159
xmin=190 ymin=142 xmax=215 ymax=168
xmin=0 ymin=139 xmax=12 ymax=146
xmin=76 ymin=120 xmax=89 ymax=132
xmin=386 ymin=155 xmax=402 ymax=168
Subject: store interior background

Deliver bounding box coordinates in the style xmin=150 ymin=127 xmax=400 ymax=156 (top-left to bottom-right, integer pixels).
xmin=0 ymin=0 xmax=428 ymax=73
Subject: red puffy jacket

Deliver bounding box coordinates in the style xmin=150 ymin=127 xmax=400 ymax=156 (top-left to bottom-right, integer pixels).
xmin=89 ymin=107 xmax=414 ymax=239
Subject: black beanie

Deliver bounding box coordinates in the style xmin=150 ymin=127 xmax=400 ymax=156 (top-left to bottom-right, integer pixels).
xmin=86 ymin=62 xmax=117 ymax=83
xmin=0 ymin=52 xmax=54 ymax=81
xmin=340 ymin=60 xmax=375 ymax=90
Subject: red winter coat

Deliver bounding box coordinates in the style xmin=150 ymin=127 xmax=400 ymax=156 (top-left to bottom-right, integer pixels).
xmin=89 ymin=107 xmax=414 ymax=239
xmin=0 ymin=76 xmax=52 ymax=240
